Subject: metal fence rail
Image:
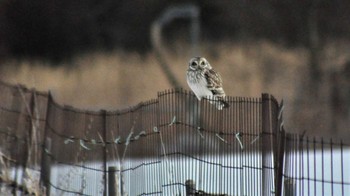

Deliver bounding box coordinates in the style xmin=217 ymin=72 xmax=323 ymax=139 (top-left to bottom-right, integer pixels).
xmin=0 ymin=80 xmax=349 ymax=196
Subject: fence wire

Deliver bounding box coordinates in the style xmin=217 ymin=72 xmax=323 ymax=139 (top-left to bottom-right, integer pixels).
xmin=282 ymin=134 xmax=350 ymax=196
xmin=0 ymin=80 xmax=349 ymax=196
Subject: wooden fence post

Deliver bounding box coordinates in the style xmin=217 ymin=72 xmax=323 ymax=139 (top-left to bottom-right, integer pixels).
xmin=185 ymin=179 xmax=196 ymax=196
xmin=108 ymin=166 xmax=117 ymax=196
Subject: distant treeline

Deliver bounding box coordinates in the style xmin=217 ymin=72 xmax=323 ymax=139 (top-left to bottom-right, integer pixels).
xmin=0 ymin=0 xmax=349 ymax=62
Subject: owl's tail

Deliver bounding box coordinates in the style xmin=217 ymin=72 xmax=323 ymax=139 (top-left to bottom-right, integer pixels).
xmin=209 ymin=97 xmax=229 ymax=110
xmin=216 ymin=100 xmax=230 ymax=110
xmin=220 ymin=100 xmax=230 ymax=109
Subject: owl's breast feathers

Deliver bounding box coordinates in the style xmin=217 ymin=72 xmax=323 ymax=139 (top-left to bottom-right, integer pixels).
xmin=187 ymin=69 xmax=212 ymax=100
xmin=186 ymin=68 xmax=204 ymax=83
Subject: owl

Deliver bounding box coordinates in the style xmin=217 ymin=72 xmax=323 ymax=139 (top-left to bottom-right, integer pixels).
xmin=186 ymin=57 xmax=229 ymax=110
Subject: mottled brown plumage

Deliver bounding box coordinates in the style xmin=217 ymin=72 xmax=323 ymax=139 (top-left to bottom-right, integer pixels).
xmin=186 ymin=57 xmax=229 ymax=110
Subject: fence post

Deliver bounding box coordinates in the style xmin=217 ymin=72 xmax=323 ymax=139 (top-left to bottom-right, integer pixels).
xmin=41 ymin=137 xmax=52 ymax=195
xmin=40 ymin=92 xmax=53 ymax=195
xmin=120 ymin=166 xmax=124 ymax=196
xmin=108 ymin=166 xmax=117 ymax=196
xmin=185 ymin=179 xmax=196 ymax=195
xmin=20 ymin=90 xmax=35 ymax=187
xmin=284 ymin=178 xmax=296 ymax=196
xmin=275 ymin=101 xmax=286 ymax=196
xmin=261 ymin=93 xmax=273 ymax=195
xmin=261 ymin=93 xmax=283 ymax=195
xmin=101 ymin=110 xmax=108 ymax=196
xmin=275 ymin=128 xmax=285 ymax=196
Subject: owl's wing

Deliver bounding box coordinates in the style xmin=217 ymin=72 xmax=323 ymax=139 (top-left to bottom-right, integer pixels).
xmin=204 ymin=69 xmax=225 ymax=96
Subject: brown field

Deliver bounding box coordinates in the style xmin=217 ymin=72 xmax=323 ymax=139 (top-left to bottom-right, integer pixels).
xmin=1 ymin=39 xmax=350 ymax=140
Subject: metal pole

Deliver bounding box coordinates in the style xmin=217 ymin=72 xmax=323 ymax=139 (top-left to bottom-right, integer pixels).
xmin=261 ymin=93 xmax=272 ymax=195
xmin=42 ymin=137 xmax=52 ymax=195
xmin=284 ymin=178 xmax=296 ymax=196
xmin=40 ymin=92 xmax=53 ymax=195
xmin=102 ymin=110 xmax=108 ymax=196
xmin=108 ymin=166 xmax=117 ymax=196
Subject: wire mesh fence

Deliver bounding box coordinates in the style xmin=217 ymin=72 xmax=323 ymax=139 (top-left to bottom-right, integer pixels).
xmin=282 ymin=134 xmax=350 ymax=196
xmin=0 ymin=80 xmax=349 ymax=196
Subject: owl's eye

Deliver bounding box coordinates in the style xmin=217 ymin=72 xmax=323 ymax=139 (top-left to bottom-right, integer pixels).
xmin=191 ymin=62 xmax=197 ymax=66
xmin=200 ymin=61 xmax=206 ymax=66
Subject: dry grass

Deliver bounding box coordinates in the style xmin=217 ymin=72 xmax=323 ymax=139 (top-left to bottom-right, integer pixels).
xmin=1 ymin=39 xmax=350 ymax=139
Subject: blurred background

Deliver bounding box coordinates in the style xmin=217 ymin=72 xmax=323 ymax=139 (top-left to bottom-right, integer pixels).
xmin=0 ymin=0 xmax=350 ymax=140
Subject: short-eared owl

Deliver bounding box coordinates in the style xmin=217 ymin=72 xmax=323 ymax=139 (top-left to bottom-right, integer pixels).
xmin=186 ymin=57 xmax=229 ymax=110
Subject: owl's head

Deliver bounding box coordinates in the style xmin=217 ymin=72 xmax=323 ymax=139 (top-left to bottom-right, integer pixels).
xmin=188 ymin=57 xmax=212 ymax=70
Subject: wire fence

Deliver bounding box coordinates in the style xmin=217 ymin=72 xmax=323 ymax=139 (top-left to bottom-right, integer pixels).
xmin=0 ymin=80 xmax=349 ymax=196
xmin=282 ymin=134 xmax=350 ymax=196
